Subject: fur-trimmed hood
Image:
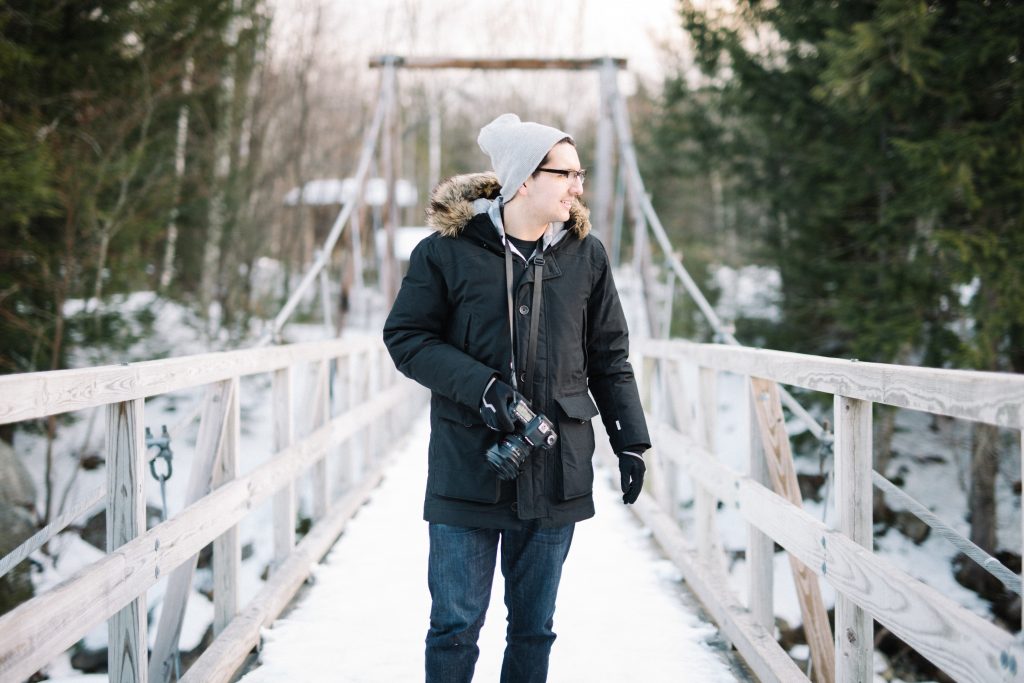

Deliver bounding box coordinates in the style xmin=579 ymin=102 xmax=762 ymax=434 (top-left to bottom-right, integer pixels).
xmin=426 ymin=172 xmax=591 ymax=239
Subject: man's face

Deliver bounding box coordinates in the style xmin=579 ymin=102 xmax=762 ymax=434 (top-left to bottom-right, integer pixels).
xmin=521 ymin=142 xmax=584 ymax=224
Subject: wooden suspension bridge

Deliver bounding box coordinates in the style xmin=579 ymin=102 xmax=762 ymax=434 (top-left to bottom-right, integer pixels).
xmin=1 ymin=56 xmax=1022 ymax=683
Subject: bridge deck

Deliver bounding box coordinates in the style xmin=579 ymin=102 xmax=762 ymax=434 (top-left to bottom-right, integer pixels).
xmin=236 ymin=409 xmax=745 ymax=682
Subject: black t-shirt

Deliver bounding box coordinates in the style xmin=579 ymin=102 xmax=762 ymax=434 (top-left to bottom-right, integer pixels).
xmin=506 ymin=233 xmax=540 ymax=258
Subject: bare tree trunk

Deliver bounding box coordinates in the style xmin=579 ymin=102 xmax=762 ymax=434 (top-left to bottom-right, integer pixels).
xmin=200 ymin=12 xmax=240 ymax=328
xmin=44 ymin=192 xmax=77 ymax=526
xmin=160 ymin=56 xmax=194 ymax=293
xmin=968 ymin=422 xmax=999 ymax=554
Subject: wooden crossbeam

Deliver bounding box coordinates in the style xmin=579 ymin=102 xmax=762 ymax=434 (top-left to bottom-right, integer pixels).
xmin=368 ymin=55 xmax=627 ymax=70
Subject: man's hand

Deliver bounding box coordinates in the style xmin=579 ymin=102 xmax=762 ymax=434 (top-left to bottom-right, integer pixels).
xmin=617 ymin=451 xmax=646 ymax=504
xmin=480 ymin=377 xmax=524 ymax=432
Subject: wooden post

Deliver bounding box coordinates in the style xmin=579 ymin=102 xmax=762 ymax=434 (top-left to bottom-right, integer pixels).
xmin=750 ymin=377 xmax=835 ymax=683
xmin=213 ymin=378 xmax=240 ymax=635
xmin=428 ymin=99 xmax=441 ymax=194
xmin=311 ymin=360 xmax=330 ymax=519
xmin=149 ymin=382 xmax=234 ymax=682
xmin=695 ymin=367 xmax=725 ymax=571
xmin=645 ymin=358 xmax=671 ymax=509
xmin=747 ymin=378 xmax=774 ymax=632
xmin=332 ymin=358 xmax=351 ymax=495
xmin=835 ymin=395 xmax=873 ymax=683
xmin=592 ymin=59 xmax=617 ymax=246
xmin=367 ymin=349 xmax=381 ymax=466
xmin=272 ymin=368 xmax=296 ymax=570
xmin=348 ymin=351 xmax=364 ymax=483
xmin=380 ymin=61 xmax=399 ymax=303
xmin=106 ymin=398 xmax=147 ymax=683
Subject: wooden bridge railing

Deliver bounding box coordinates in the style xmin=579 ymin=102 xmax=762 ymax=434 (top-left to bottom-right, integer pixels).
xmin=628 ymin=338 xmax=1024 ymax=683
xmin=0 ymin=336 xmax=424 ymax=683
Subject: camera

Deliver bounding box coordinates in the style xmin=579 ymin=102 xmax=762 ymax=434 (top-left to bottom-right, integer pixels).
xmin=485 ymin=398 xmax=558 ymax=481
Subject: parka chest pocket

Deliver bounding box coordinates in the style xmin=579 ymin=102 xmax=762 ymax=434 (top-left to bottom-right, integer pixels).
xmin=554 ymin=391 xmax=600 ymax=500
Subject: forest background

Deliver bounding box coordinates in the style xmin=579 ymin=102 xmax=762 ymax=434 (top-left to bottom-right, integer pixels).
xmin=1 ymin=0 xmax=1022 ymax=642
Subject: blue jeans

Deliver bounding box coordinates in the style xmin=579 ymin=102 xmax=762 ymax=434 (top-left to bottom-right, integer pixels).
xmin=425 ymin=522 xmax=575 ymax=683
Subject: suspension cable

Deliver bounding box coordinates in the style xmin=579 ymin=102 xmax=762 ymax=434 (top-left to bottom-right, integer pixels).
xmin=607 ymin=83 xmax=826 ymax=442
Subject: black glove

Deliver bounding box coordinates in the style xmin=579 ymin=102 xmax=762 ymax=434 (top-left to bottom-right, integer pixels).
xmin=617 ymin=451 xmax=646 ymax=504
xmin=480 ymin=377 xmax=524 ymax=433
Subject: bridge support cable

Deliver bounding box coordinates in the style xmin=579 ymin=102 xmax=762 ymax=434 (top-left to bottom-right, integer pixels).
xmin=262 ymin=61 xmax=396 ymax=344
xmin=607 ymin=78 xmax=826 ymax=442
xmin=872 ymin=471 xmax=1022 ymax=596
xmin=608 ymin=77 xmax=1024 ymax=607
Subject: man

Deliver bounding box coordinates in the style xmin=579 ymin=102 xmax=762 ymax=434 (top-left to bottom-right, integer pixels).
xmin=383 ymin=113 xmax=650 ymax=683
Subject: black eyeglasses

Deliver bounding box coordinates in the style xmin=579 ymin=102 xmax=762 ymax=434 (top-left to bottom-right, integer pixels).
xmin=536 ymin=168 xmax=587 ymax=185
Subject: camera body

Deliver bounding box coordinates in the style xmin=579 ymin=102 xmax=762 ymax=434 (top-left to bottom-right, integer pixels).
xmin=485 ymin=397 xmax=558 ymax=481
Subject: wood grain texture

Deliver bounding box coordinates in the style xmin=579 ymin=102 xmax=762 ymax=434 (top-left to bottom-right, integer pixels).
xmin=834 ymin=396 xmax=873 ymax=683
xmin=637 ymin=339 xmax=1024 ymax=429
xmin=272 ymin=368 xmax=296 ymax=569
xmin=696 ymin=367 xmax=726 ymax=573
xmin=310 ymin=360 xmax=330 ymax=520
xmin=0 ymin=337 xmax=378 ymax=426
xmin=751 ymin=377 xmax=835 ymax=683
xmin=106 ymin=399 xmax=148 ymax=683
xmin=213 ymin=378 xmax=241 ymax=636
xmin=747 ymin=379 xmax=775 ymax=632
xmin=149 ymin=381 xmax=234 ymax=683
xmin=367 ymin=56 xmax=628 ymax=70
xmin=656 ymin=420 xmax=1024 ymax=683
xmin=0 ymin=381 xmax=416 ymax=683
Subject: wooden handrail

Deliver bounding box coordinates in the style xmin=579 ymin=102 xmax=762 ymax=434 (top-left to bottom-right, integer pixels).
xmin=629 ymin=342 xmax=1024 ymax=683
xmin=636 ymin=338 xmax=1024 ymax=429
xmin=0 ymin=337 xmax=378 ymax=425
xmin=0 ymin=338 xmax=423 ymax=683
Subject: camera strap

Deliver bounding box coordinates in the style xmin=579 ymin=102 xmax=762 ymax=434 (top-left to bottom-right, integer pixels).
xmin=504 ymin=240 xmax=544 ymax=403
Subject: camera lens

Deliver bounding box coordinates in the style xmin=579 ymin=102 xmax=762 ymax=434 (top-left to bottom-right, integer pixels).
xmin=485 ymin=434 xmax=530 ymax=481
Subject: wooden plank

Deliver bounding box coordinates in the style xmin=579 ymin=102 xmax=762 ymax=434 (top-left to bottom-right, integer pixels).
xmin=0 ymin=381 xmax=415 ymax=683
xmin=368 ymin=55 xmax=628 ymax=70
xmin=0 ymin=337 xmax=380 ymax=426
xmin=751 ymin=377 xmax=835 ymax=683
xmin=655 ymin=420 xmax=1024 ymax=683
xmin=179 ymin=458 xmax=392 ymax=683
xmin=106 ymin=399 xmax=148 ymax=683
xmin=637 ymin=339 xmax=1024 ymax=430
xmin=747 ymin=379 xmax=774 ymax=631
xmin=643 ymin=359 xmax=671 ymax=509
xmin=310 ymin=360 xmax=330 ymax=520
xmin=695 ymin=367 xmax=722 ymax=567
xmin=149 ymin=381 xmax=234 ymax=683
xmin=592 ymin=59 xmax=617 ymax=245
xmin=272 ymin=368 xmax=296 ymax=569
xmin=834 ymin=396 xmax=873 ymax=683
xmin=213 ymin=378 xmax=240 ymax=635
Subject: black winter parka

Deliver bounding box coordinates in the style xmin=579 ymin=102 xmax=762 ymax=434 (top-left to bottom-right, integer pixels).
xmin=383 ymin=173 xmax=651 ymax=528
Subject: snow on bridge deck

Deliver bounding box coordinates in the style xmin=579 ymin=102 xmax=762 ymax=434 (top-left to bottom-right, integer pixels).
xmin=237 ymin=409 xmax=744 ymax=682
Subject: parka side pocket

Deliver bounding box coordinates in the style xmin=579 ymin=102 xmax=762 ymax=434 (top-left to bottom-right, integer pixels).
xmin=554 ymin=391 xmax=600 ymax=500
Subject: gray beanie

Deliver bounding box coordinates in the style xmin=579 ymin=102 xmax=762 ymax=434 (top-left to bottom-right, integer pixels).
xmin=477 ymin=113 xmax=573 ymax=203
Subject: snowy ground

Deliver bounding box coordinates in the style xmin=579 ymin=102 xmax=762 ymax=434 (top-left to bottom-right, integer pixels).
xmin=236 ymin=410 xmax=745 ymax=683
